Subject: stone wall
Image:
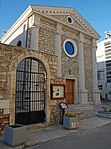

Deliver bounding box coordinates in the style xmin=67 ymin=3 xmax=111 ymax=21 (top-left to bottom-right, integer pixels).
xmin=0 ymin=43 xmax=65 ymax=125
xmin=50 ymin=77 xmax=65 ymax=124
xmin=38 ymin=15 xmax=94 ymax=104
xmin=61 ymin=35 xmax=79 ymax=78
xmin=51 ymin=15 xmax=67 ymax=24
xmin=39 ymin=19 xmax=55 ymax=54
xmin=84 ymin=37 xmax=93 ymax=102
xmin=51 ymin=15 xmax=86 ymax=32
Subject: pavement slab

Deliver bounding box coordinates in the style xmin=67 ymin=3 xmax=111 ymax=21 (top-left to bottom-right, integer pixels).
xmin=0 ymin=115 xmax=111 ymax=149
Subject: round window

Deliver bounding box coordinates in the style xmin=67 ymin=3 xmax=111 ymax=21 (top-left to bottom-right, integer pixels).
xmin=67 ymin=16 xmax=73 ymax=24
xmin=63 ymin=39 xmax=77 ymax=57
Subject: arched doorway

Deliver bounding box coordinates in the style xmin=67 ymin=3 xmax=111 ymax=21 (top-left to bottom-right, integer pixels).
xmin=15 ymin=57 xmax=47 ymax=125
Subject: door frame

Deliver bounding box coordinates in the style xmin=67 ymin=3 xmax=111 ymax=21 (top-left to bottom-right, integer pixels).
xmin=66 ymin=79 xmax=74 ymax=104
xmin=65 ymin=77 xmax=78 ymax=104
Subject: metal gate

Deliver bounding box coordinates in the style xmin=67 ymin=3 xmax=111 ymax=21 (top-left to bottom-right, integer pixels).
xmin=15 ymin=58 xmax=46 ymax=125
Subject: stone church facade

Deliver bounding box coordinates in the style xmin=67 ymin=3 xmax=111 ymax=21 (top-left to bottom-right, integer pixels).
xmin=0 ymin=5 xmax=101 ymax=126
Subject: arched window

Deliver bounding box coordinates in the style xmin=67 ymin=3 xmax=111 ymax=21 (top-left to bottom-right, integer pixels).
xmin=17 ymin=40 xmax=22 ymax=47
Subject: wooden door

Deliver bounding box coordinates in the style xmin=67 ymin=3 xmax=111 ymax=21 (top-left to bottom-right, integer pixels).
xmin=66 ymin=79 xmax=74 ymax=104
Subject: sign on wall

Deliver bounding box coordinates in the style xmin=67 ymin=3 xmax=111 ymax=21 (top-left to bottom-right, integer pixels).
xmin=51 ymin=84 xmax=65 ymax=99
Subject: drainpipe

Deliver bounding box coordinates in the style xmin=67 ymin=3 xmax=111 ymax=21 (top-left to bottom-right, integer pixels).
xmin=22 ymin=17 xmax=30 ymax=108
xmin=25 ymin=17 xmax=29 ymax=48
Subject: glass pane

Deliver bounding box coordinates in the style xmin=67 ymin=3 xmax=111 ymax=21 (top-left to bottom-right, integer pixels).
xmin=65 ymin=41 xmax=74 ymax=55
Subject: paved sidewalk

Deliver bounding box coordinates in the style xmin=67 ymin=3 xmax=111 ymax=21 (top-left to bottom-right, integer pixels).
xmin=0 ymin=116 xmax=111 ymax=149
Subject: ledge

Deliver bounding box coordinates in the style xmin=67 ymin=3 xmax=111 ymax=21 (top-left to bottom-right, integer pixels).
xmin=98 ymin=111 xmax=111 ymax=119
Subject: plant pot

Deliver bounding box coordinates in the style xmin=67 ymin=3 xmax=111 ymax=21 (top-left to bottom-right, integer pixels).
xmin=63 ymin=116 xmax=78 ymax=129
xmin=4 ymin=124 xmax=26 ymax=147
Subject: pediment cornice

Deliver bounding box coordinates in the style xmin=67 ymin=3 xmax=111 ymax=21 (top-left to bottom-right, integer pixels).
xmin=1 ymin=5 xmax=100 ymax=43
xmin=31 ymin=5 xmax=100 ymax=39
xmin=31 ymin=5 xmax=73 ymax=15
xmin=70 ymin=10 xmax=100 ymax=39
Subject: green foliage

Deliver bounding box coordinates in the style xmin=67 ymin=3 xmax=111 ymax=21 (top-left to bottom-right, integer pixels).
xmin=102 ymin=107 xmax=111 ymax=112
xmin=64 ymin=112 xmax=76 ymax=117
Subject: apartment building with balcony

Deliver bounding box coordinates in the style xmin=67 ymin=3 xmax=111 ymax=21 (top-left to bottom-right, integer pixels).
xmin=97 ymin=32 xmax=111 ymax=100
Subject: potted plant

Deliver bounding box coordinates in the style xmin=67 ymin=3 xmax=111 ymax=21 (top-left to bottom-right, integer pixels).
xmin=63 ymin=112 xmax=78 ymax=129
xmin=4 ymin=124 xmax=26 ymax=147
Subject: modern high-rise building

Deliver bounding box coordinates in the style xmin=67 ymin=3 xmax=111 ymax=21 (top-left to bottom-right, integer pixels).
xmin=97 ymin=32 xmax=111 ymax=101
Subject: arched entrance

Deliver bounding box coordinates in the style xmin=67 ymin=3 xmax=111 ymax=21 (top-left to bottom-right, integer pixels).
xmin=15 ymin=57 xmax=47 ymax=125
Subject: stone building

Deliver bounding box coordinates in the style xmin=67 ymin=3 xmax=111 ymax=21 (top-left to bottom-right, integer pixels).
xmin=0 ymin=5 xmax=101 ymax=126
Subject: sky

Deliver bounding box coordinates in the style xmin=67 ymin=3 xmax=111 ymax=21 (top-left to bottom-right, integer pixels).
xmin=0 ymin=0 xmax=111 ymax=41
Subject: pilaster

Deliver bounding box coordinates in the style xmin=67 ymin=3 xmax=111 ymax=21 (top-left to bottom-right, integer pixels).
xmin=55 ymin=23 xmax=62 ymax=77
xmin=92 ymin=38 xmax=101 ymax=105
xmin=78 ymin=32 xmax=88 ymax=104
xmin=31 ymin=16 xmax=40 ymax=50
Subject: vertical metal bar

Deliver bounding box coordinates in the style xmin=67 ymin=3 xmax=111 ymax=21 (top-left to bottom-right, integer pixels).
xmin=33 ymin=74 xmax=35 ymax=111
xmin=43 ymin=74 xmax=45 ymax=111
xmin=19 ymin=71 xmax=20 ymax=112
xmin=21 ymin=59 xmax=27 ymax=110
xmin=31 ymin=73 xmax=35 ymax=111
xmin=33 ymin=73 xmax=34 ymax=111
xmin=38 ymin=76 xmax=40 ymax=111
xmin=29 ymin=58 xmax=32 ymax=112
xmin=15 ymin=58 xmax=47 ymax=124
xmin=36 ymin=73 xmax=37 ymax=111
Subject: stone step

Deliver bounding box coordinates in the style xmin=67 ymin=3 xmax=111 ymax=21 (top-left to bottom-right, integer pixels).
xmin=65 ymin=104 xmax=97 ymax=119
xmin=66 ymin=104 xmax=93 ymax=112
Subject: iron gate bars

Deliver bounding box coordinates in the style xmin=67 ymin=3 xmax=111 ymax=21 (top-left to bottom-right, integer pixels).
xmin=15 ymin=58 xmax=46 ymax=124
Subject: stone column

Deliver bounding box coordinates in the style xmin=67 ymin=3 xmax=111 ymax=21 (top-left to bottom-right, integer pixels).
xmin=55 ymin=23 xmax=62 ymax=77
xmin=78 ymin=33 xmax=88 ymax=104
xmin=92 ymin=39 xmax=101 ymax=105
xmin=10 ymin=71 xmax=16 ymax=125
xmin=31 ymin=17 xmax=40 ymax=50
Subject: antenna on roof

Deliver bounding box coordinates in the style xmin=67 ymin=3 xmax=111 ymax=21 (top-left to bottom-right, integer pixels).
xmin=104 ymin=31 xmax=111 ymax=39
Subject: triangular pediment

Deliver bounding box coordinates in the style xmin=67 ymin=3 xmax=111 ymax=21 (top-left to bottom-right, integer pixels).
xmin=70 ymin=9 xmax=100 ymax=39
xmin=49 ymin=14 xmax=88 ymax=33
xmin=31 ymin=5 xmax=100 ymax=39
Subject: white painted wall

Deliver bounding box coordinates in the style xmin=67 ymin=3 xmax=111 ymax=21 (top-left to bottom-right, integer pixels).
xmin=97 ymin=38 xmax=111 ymax=100
xmin=5 ymin=21 xmax=27 ymax=47
xmin=97 ymin=41 xmax=106 ymax=99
